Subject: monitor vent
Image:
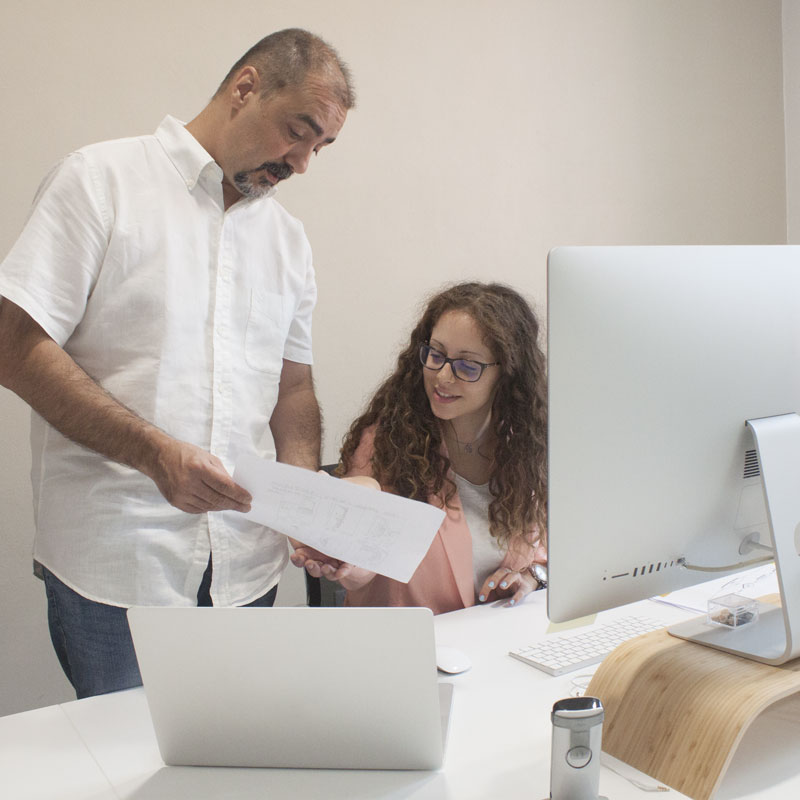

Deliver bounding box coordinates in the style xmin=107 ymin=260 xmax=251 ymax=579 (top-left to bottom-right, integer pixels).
xmin=631 ymin=559 xmax=678 ymax=578
xmin=743 ymin=449 xmax=761 ymax=479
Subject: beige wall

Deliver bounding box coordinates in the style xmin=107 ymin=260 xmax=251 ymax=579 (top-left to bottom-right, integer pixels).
xmin=786 ymin=0 xmax=800 ymax=243
xmin=0 ymin=0 xmax=787 ymax=715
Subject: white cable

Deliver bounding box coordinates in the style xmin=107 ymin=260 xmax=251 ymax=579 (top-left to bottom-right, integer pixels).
xmin=601 ymin=755 xmax=669 ymax=793
xmin=678 ymin=555 xmax=773 ymax=573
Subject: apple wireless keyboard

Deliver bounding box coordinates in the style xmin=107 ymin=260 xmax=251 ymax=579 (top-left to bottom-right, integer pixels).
xmin=508 ymin=615 xmax=666 ymax=676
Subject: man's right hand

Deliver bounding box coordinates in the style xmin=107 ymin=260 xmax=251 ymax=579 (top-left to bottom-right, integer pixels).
xmin=147 ymin=439 xmax=252 ymax=514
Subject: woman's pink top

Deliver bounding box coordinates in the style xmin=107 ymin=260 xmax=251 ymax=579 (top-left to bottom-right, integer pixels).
xmin=343 ymin=427 xmax=546 ymax=615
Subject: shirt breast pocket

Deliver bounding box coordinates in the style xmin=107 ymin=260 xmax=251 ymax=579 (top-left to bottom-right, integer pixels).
xmin=244 ymin=290 xmax=288 ymax=374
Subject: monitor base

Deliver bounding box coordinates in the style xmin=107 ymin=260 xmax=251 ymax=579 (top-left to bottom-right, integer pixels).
xmin=667 ymin=601 xmax=786 ymax=664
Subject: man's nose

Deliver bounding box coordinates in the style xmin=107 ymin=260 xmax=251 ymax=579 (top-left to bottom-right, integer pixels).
xmin=285 ymin=143 xmax=314 ymax=175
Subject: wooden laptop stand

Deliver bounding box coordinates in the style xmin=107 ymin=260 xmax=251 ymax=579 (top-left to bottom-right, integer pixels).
xmin=586 ymin=600 xmax=800 ymax=800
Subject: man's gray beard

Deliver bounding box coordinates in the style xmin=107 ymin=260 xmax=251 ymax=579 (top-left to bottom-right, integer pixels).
xmin=233 ymin=172 xmax=274 ymax=199
xmin=234 ymin=162 xmax=292 ymax=198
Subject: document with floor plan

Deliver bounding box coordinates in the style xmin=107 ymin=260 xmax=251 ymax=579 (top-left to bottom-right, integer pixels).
xmin=233 ymin=456 xmax=445 ymax=583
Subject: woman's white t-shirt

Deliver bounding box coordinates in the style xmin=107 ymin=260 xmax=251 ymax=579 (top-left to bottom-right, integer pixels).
xmin=453 ymin=473 xmax=504 ymax=595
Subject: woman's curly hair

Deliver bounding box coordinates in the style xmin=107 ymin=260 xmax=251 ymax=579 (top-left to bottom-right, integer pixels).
xmin=338 ymin=281 xmax=547 ymax=548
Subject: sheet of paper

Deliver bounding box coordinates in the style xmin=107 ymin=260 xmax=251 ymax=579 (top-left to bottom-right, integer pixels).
xmin=650 ymin=564 xmax=777 ymax=613
xmin=233 ymin=456 xmax=445 ymax=583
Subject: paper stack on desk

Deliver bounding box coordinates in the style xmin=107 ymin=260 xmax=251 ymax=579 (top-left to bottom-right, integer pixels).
xmin=234 ymin=456 xmax=444 ymax=583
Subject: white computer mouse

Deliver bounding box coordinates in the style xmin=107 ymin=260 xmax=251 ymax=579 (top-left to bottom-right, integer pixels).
xmin=436 ymin=646 xmax=472 ymax=674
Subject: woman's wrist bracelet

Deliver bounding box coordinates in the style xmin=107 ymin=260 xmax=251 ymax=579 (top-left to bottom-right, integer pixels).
xmin=528 ymin=563 xmax=548 ymax=590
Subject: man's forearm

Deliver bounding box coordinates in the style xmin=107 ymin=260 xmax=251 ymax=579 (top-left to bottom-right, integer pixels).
xmin=0 ymin=303 xmax=166 ymax=475
xmin=269 ymin=368 xmax=321 ymax=471
xmin=0 ymin=300 xmax=251 ymax=513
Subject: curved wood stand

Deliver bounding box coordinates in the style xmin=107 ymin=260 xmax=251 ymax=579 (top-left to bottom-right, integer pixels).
xmin=586 ymin=620 xmax=800 ymax=800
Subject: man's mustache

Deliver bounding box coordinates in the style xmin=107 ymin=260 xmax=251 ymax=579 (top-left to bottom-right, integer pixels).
xmin=252 ymin=161 xmax=293 ymax=181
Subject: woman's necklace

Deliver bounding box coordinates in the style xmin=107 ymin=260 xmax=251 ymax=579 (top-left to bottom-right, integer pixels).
xmin=448 ymin=416 xmax=492 ymax=455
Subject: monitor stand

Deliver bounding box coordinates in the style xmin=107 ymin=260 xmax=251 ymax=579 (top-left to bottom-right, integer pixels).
xmin=668 ymin=412 xmax=800 ymax=665
xmin=586 ymin=615 xmax=800 ymax=800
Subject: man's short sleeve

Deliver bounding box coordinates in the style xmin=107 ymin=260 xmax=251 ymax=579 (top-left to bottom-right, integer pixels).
xmin=0 ymin=152 xmax=109 ymax=345
xmin=282 ymin=257 xmax=317 ymax=365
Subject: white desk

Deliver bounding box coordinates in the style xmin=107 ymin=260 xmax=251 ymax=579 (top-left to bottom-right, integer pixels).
xmin=3 ymin=594 xmax=800 ymax=799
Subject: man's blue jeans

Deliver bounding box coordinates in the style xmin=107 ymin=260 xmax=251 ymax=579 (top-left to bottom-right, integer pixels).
xmin=42 ymin=561 xmax=278 ymax=699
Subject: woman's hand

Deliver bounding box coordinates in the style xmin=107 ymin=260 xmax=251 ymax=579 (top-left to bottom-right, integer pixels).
xmin=477 ymin=566 xmax=538 ymax=607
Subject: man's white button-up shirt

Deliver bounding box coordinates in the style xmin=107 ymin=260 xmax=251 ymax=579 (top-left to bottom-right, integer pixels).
xmin=0 ymin=116 xmax=317 ymax=606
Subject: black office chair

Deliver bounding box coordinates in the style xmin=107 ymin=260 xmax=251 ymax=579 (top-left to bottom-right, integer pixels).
xmin=304 ymin=463 xmax=347 ymax=607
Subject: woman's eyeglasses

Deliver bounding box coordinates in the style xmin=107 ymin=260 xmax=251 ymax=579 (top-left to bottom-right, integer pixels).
xmin=419 ymin=343 xmax=499 ymax=382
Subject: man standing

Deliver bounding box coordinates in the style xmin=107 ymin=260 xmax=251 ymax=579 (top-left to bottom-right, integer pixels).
xmin=0 ymin=29 xmax=354 ymax=698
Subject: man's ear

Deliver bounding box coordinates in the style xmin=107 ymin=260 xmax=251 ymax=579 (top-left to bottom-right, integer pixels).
xmin=229 ymin=65 xmax=260 ymax=109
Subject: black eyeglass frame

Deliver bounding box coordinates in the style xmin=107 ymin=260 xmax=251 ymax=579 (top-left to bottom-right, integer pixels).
xmin=419 ymin=342 xmax=500 ymax=383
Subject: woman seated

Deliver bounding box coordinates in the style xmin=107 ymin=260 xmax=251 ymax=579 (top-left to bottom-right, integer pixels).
xmin=292 ymin=281 xmax=547 ymax=613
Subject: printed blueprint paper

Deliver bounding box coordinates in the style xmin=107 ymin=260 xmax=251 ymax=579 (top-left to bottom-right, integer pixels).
xmin=234 ymin=456 xmax=445 ymax=583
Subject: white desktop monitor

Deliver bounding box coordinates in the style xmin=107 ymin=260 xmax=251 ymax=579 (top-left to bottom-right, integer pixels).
xmin=546 ymin=245 xmax=800 ymax=665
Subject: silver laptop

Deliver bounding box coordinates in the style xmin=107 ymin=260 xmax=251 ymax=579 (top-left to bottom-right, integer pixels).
xmin=127 ymin=606 xmax=453 ymax=770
